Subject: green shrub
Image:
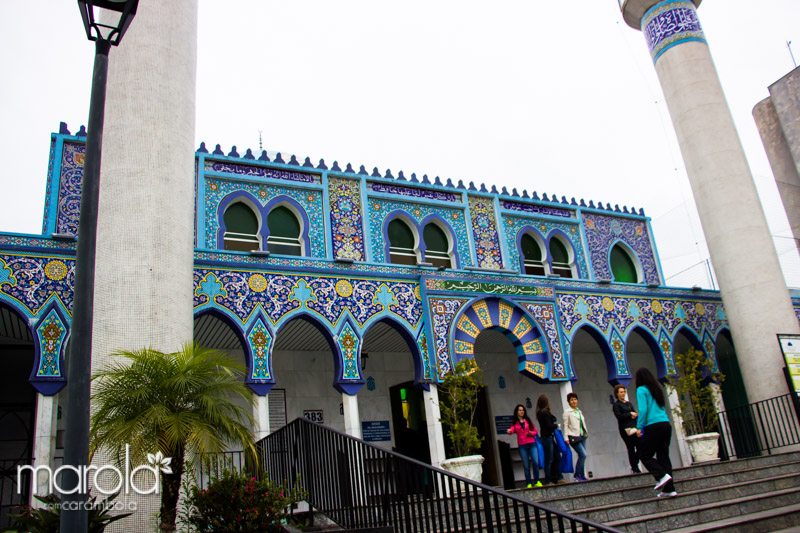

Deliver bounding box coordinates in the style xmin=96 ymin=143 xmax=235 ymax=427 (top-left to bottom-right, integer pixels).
xmin=187 ymin=470 xmax=305 ymax=532
xmin=438 ymin=358 xmax=486 ymax=458
xmin=669 ymin=348 xmax=724 ymax=435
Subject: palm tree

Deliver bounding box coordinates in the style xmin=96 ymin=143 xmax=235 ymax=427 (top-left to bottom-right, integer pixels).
xmin=90 ymin=343 xmax=257 ymax=532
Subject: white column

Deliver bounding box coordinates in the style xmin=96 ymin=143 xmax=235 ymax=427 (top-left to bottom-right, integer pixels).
xmin=31 ymin=393 xmax=58 ymax=503
xmin=342 ymin=392 xmax=362 ymax=439
xmin=422 ymin=385 xmax=447 ymax=467
xmin=620 ymin=0 xmax=800 ymax=404
xmin=253 ymin=393 xmax=270 ymax=441
xmin=558 ymin=381 xmax=574 ymax=415
xmin=666 ymin=385 xmax=692 ymax=467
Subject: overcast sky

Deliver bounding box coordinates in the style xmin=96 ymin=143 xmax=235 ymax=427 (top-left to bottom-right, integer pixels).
xmin=1 ymin=1 xmax=799 ymax=288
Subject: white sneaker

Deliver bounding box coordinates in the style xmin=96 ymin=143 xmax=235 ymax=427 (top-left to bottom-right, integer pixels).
xmin=654 ymin=474 xmax=672 ymax=491
xmin=657 ymin=491 xmax=677 ymax=498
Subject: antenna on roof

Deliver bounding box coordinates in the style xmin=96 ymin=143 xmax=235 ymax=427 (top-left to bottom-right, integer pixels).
xmin=258 ymin=130 xmax=263 ymax=152
xmin=789 ymin=41 xmax=797 ymax=69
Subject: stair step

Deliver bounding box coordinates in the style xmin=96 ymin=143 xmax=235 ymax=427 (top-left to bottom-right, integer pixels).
xmin=663 ymin=503 xmax=800 ymax=533
xmin=604 ymin=486 xmax=800 ymax=532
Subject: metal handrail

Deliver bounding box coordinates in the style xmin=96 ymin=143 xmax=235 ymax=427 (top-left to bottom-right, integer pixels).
xmin=255 ymin=418 xmax=622 ymax=533
xmin=715 ymin=392 xmax=800 ymax=459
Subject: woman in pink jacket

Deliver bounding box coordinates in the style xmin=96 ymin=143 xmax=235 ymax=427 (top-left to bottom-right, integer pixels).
xmin=506 ymin=404 xmax=541 ymax=488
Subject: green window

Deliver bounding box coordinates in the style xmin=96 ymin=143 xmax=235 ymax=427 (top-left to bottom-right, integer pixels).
xmin=223 ymin=202 xmax=260 ymax=252
xmin=266 ymin=206 xmax=302 ymax=256
xmin=423 ymin=223 xmax=451 ymax=269
xmin=549 ymin=237 xmax=573 ymax=278
xmin=388 ymin=219 xmax=417 ymax=265
xmin=521 ymin=233 xmax=545 ymax=276
xmin=610 ymin=244 xmax=638 ymax=283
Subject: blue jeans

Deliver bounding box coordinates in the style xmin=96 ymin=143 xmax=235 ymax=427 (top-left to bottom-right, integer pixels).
xmin=518 ymin=442 xmax=539 ymax=485
xmin=571 ymin=437 xmax=587 ymax=478
xmin=541 ymin=435 xmax=561 ymax=483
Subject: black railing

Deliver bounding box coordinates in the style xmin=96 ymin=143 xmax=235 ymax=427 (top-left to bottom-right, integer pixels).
xmin=0 ymin=458 xmax=31 ymax=527
xmin=255 ymin=418 xmax=622 ymax=533
xmin=715 ymin=392 xmax=800 ymax=459
xmin=197 ymin=450 xmax=246 ymax=489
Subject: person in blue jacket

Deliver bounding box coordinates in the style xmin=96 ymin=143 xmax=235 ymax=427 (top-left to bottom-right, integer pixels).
xmin=635 ymin=367 xmax=678 ymax=497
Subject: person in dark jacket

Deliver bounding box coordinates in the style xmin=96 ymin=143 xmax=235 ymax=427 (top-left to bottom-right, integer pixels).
xmin=536 ymin=394 xmax=565 ymax=486
xmin=612 ymin=384 xmax=641 ymax=473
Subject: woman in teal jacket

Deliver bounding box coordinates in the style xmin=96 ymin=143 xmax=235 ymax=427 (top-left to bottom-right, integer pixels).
xmin=635 ymin=367 xmax=677 ymax=497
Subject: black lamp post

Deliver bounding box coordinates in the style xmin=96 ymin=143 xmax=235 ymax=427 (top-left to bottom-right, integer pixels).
xmin=61 ymin=2 xmax=137 ymax=531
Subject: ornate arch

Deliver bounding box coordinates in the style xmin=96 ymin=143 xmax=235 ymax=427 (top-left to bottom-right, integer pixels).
xmin=451 ymin=297 xmax=550 ymax=382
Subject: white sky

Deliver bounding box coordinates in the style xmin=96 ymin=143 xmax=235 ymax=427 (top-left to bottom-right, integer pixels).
xmin=1 ymin=1 xmax=799 ymax=289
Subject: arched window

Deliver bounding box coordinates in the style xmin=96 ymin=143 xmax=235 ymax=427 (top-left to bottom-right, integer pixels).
xmin=520 ymin=233 xmax=546 ymax=276
xmin=610 ymin=243 xmax=639 ymax=283
xmin=388 ymin=218 xmax=418 ymax=265
xmin=423 ymin=223 xmax=452 ymax=269
xmin=549 ymin=237 xmax=575 ymax=279
xmin=223 ymin=202 xmax=260 ymax=252
xmin=266 ymin=205 xmax=302 ymax=256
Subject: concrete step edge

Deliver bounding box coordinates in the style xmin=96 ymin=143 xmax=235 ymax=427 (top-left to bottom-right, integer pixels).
xmin=604 ymin=486 xmax=800 ymax=527
xmin=660 ymin=502 xmax=800 ymax=533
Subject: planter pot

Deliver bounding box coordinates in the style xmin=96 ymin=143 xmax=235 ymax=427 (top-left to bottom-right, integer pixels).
xmin=440 ymin=455 xmax=484 ymax=482
xmin=685 ymin=432 xmax=720 ymax=463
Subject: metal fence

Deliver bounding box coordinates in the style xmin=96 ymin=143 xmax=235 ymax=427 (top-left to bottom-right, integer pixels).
xmin=254 ymin=418 xmax=622 ymax=533
xmin=715 ymin=392 xmax=800 ymax=460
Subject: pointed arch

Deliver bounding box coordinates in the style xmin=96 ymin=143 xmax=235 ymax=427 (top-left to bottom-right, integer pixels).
xmin=624 ymin=326 xmax=665 ymax=386
xmin=516 ymin=225 xmax=548 ymax=276
xmin=29 ymin=299 xmax=68 ymax=395
xmin=363 ymin=316 xmax=428 ymax=389
xmin=569 ymin=323 xmax=615 ymax=384
xmin=263 ymin=196 xmax=312 ymax=257
xmin=546 ymin=229 xmax=577 ymax=279
xmin=419 ymin=214 xmax=461 ymax=269
xmin=383 ymin=210 xmax=421 ymax=266
xmin=217 ymin=191 xmax=263 ymax=251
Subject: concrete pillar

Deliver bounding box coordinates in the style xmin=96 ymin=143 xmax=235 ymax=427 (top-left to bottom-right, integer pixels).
xmin=342 ymin=392 xmax=362 ymax=439
xmin=253 ymin=393 xmax=270 ymax=441
xmin=620 ymin=0 xmax=800 ymax=403
xmin=666 ymin=385 xmax=692 ymax=467
xmin=31 ymin=393 xmax=58 ymax=502
xmin=89 ymin=1 xmax=198 ymax=527
xmin=422 ymin=385 xmax=447 ymax=467
xmin=558 ymin=381 xmax=574 ymax=415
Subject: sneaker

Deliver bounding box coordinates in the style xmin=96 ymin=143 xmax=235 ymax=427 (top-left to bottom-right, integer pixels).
xmin=657 ymin=491 xmax=678 ymax=498
xmin=534 ymin=481 xmax=543 ymax=487
xmin=654 ymin=474 xmax=672 ymax=491
xmin=631 ymin=468 xmax=642 ymax=474
xmin=574 ymin=475 xmax=585 ymax=482
xmin=526 ymin=483 xmax=532 ymax=489
xmin=556 ymin=479 xmax=568 ymax=484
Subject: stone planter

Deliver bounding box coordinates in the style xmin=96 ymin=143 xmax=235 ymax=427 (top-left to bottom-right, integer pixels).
xmin=440 ymin=455 xmax=484 ymax=482
xmin=685 ymin=432 xmax=720 ymax=463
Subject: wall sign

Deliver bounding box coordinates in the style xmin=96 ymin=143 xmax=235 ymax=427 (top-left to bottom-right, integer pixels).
xmin=778 ymin=334 xmax=800 ymax=393
xmin=361 ymin=421 xmax=391 ymax=442
xmin=495 ymin=415 xmax=514 ymax=434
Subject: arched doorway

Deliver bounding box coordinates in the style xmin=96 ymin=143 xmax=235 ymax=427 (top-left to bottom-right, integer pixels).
xmin=0 ymin=304 xmax=36 ymax=524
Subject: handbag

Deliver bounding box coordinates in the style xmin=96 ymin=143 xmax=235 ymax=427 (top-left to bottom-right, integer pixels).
xmin=554 ymin=428 xmax=568 ymax=453
xmin=568 ymin=435 xmax=585 ymax=446
xmin=536 ymin=439 xmax=545 ymax=467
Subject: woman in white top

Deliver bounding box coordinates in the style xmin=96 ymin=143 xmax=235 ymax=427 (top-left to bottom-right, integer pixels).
xmin=562 ymin=392 xmax=589 ymax=481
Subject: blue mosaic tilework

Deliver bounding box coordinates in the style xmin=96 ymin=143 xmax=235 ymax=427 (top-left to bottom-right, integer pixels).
xmin=501 ymin=201 xmax=573 ymax=219
xmin=522 ymin=302 xmax=566 ymax=379
xmin=469 ymin=196 xmax=503 ymax=270
xmin=368 ymin=199 xmax=471 ymax=266
xmin=503 ymin=215 xmax=588 ymax=277
xmin=609 ymin=327 xmax=630 ymax=377
xmin=35 ymin=307 xmax=67 ymax=377
xmin=0 ymin=235 xmax=76 ymax=251
xmin=369 ymin=182 xmax=459 ymax=202
xmin=247 ymin=318 xmax=272 ymax=380
xmin=702 ymin=329 xmax=720 ymax=374
xmin=204 ymin=178 xmax=325 ymax=257
xmin=416 ymin=327 xmax=434 ymax=382
xmin=56 ymin=143 xmax=85 ymax=235
xmin=42 ymin=138 xmax=57 ymax=234
xmin=193 ymin=268 xmax=422 ymax=330
xmin=582 ymin=213 xmax=659 ymax=284
xmin=428 ymin=297 xmax=470 ymax=379
xmin=337 ymin=320 xmax=361 ymax=380
xmin=205 ymin=160 xmax=321 ymax=184
xmin=329 ymin=177 xmax=366 ymax=261
xmin=642 ymin=0 xmax=705 ymax=62
xmin=557 ymin=292 xmax=725 ymax=342
xmin=0 ymin=255 xmax=74 ymax=317
xmin=658 ymin=327 xmax=675 ymax=374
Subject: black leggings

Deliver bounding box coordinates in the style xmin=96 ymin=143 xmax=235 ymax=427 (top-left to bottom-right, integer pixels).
xmin=638 ymin=421 xmax=675 ymax=492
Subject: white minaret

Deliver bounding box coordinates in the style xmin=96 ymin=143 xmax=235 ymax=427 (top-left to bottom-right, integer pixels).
xmin=620 ymin=0 xmax=800 ymax=403
xmin=92 ymin=0 xmax=198 ymax=527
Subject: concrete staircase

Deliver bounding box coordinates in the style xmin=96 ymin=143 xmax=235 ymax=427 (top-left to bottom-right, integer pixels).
xmin=515 ymin=450 xmax=800 ymax=532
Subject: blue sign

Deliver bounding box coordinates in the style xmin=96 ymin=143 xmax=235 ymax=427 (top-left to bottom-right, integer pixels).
xmin=362 ymin=420 xmax=391 ymax=442
xmin=495 ymin=415 xmax=514 ymax=434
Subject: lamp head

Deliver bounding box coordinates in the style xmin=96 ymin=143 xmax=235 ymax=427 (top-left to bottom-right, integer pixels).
xmin=78 ymin=0 xmax=139 ymax=45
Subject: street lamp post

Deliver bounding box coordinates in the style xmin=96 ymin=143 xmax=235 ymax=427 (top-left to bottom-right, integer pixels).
xmin=61 ymin=2 xmax=137 ymax=531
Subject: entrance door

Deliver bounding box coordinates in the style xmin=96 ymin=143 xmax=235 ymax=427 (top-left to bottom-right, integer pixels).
xmin=716 ymin=333 xmax=760 ymax=457
xmin=389 ymin=382 xmax=430 ymax=464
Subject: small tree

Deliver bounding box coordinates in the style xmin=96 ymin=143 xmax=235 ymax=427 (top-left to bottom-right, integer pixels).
xmin=438 ymin=358 xmax=486 ymax=458
xmin=669 ymin=348 xmax=724 ymax=435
